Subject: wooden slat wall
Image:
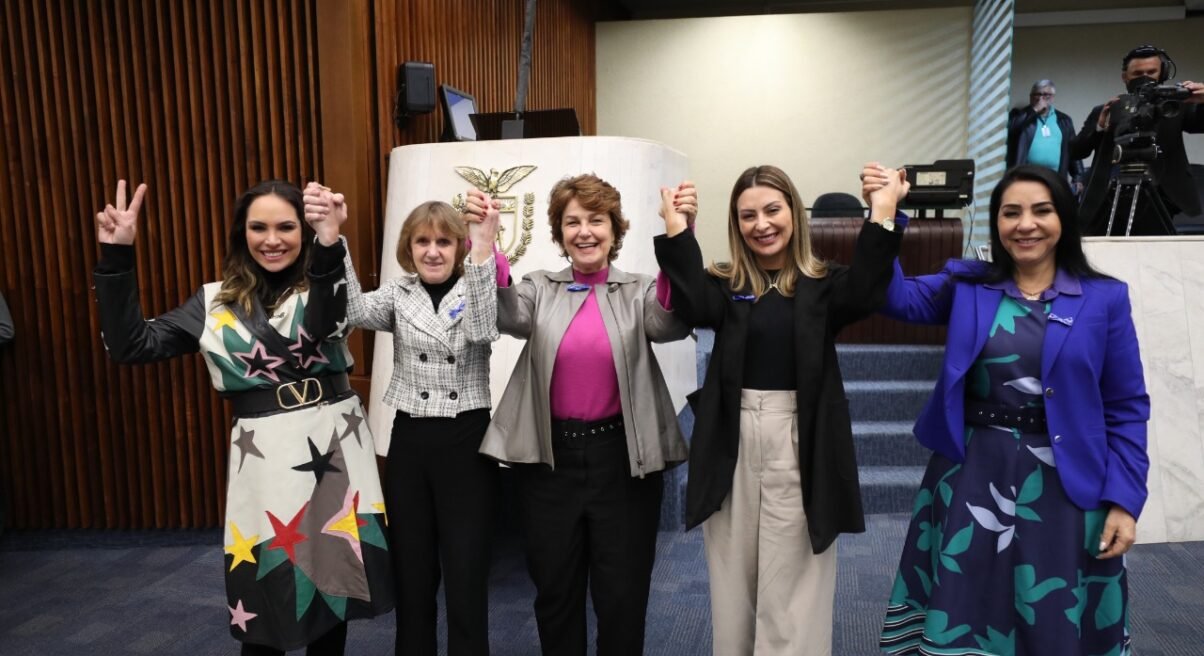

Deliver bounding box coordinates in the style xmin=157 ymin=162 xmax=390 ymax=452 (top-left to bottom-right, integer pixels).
xmin=0 ymin=0 xmax=324 ymax=529
xmin=0 ymin=0 xmax=604 ymax=530
xmin=811 ymin=217 xmax=964 ymax=344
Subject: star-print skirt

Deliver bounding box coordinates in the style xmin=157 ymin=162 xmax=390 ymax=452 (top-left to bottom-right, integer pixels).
xmin=223 ymin=394 xmax=394 ymax=650
xmin=879 ymin=427 xmax=1129 ymax=656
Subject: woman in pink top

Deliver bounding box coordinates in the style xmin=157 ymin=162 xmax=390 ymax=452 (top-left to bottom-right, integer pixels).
xmin=476 ymin=174 xmax=693 ymax=656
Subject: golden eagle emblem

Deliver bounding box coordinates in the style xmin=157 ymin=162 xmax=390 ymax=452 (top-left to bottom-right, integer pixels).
xmin=452 ymin=165 xmax=538 ymax=265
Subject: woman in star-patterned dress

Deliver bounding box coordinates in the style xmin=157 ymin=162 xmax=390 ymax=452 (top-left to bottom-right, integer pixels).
xmin=93 ymin=179 xmax=393 ymax=655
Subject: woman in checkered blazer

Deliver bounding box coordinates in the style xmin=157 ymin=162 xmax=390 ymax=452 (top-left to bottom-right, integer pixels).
xmin=304 ymin=184 xmax=504 ymax=656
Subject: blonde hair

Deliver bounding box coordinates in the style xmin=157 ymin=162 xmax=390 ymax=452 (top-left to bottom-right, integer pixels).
xmin=396 ymin=201 xmax=469 ymax=277
xmin=708 ymin=165 xmax=827 ymax=297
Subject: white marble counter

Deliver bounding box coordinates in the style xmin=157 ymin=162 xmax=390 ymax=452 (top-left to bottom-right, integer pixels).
xmin=1084 ymin=236 xmax=1204 ymax=544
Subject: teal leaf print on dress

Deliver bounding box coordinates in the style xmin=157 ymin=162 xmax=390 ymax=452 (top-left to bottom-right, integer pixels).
xmin=1066 ymin=576 xmax=1088 ymax=633
xmin=1014 ymin=564 xmax=1068 ymax=625
xmin=1095 ymin=576 xmax=1124 ymax=629
xmin=990 ymin=298 xmax=1032 ymax=337
xmin=969 ymin=354 xmax=1021 ymax=399
xmin=1084 ymin=508 xmax=1108 ymax=555
xmin=889 ymin=572 xmax=910 ymax=605
xmin=973 ymin=626 xmax=1016 ymax=656
xmin=915 ymin=566 xmax=933 ymax=597
xmin=939 ymin=524 xmax=974 ymax=574
xmin=922 ymin=610 xmax=972 ymax=645
xmin=1016 ymin=467 xmax=1044 ymax=504
xmin=912 ymin=488 xmax=934 ymax=518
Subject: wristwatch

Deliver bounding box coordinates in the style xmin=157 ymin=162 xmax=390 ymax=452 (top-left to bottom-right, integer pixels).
xmin=876 ymin=216 xmax=896 ymax=232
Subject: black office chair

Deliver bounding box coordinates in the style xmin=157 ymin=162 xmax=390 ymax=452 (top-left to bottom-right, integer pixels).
xmin=810 ymin=192 xmax=865 ymax=218
xmin=1172 ymin=163 xmax=1204 ymax=235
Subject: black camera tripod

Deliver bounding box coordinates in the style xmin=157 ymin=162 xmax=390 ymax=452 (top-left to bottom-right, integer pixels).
xmin=1097 ymin=133 xmax=1178 ymax=237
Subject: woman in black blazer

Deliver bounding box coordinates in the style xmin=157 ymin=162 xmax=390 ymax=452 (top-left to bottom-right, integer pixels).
xmin=654 ymin=164 xmax=908 ymax=655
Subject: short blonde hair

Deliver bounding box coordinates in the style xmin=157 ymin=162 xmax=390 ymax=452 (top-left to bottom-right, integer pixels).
xmin=396 ymin=201 xmax=468 ymax=277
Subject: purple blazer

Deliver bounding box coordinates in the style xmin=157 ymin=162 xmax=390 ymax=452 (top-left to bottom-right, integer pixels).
xmin=882 ymin=258 xmax=1150 ymax=518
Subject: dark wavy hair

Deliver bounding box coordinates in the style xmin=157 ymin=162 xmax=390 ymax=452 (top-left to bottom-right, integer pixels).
xmin=212 ymin=180 xmax=315 ymax=314
xmin=969 ymin=165 xmax=1107 ymax=283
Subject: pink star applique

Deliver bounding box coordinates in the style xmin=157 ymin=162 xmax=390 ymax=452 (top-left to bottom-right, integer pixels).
xmin=288 ymin=326 xmax=330 ymax=369
xmin=322 ymin=489 xmax=368 ymax=563
xmin=229 ymin=599 xmax=258 ymax=632
xmin=231 ymin=341 xmax=286 ymax=383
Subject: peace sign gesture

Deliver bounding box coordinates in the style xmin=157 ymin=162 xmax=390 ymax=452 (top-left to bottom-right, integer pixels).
xmin=95 ymin=179 xmax=148 ymax=245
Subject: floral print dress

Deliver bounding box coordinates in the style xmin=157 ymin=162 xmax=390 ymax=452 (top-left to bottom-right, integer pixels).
xmin=880 ymin=292 xmax=1129 ymax=656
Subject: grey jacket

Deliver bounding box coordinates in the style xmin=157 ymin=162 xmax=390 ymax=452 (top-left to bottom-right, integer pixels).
xmin=480 ymin=266 xmax=690 ymax=477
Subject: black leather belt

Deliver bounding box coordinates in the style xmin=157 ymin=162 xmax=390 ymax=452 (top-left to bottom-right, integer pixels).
xmin=965 ymin=400 xmax=1047 ymax=434
xmin=230 ymin=373 xmax=353 ymax=418
xmin=550 ymin=416 xmax=624 ymax=447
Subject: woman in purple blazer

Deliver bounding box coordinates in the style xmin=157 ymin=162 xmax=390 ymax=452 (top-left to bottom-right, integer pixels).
xmin=862 ymin=164 xmax=1150 ymax=655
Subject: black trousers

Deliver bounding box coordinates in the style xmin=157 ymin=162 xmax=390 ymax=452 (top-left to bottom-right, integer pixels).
xmin=518 ymin=424 xmax=663 ymax=656
xmin=386 ymin=408 xmax=498 ymax=656
xmin=239 ymin=623 xmax=346 ymax=656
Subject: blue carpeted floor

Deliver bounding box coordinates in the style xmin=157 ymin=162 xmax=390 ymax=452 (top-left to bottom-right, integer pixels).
xmin=2 ymin=514 xmax=1202 ymax=655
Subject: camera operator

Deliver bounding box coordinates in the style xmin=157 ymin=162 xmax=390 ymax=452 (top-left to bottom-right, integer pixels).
xmin=1070 ymin=45 xmax=1204 ymax=235
xmin=1007 ymin=80 xmax=1085 ymax=195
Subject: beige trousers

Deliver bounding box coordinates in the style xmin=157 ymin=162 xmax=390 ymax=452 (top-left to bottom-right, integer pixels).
xmin=702 ymin=389 xmax=837 ymax=656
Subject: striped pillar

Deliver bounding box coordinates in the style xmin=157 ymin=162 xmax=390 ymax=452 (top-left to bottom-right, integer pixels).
xmin=965 ymin=0 xmax=1015 ymax=254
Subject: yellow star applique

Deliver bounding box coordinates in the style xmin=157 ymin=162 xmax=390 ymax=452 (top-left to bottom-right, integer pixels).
xmin=224 ymin=521 xmax=259 ymax=572
xmin=211 ymin=308 xmax=237 ymax=333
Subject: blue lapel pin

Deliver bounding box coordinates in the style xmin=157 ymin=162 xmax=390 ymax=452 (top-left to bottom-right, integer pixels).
xmin=448 ymin=299 xmax=466 ymax=320
xmin=567 ymin=283 xmax=591 ymax=292
xmin=1048 ymin=313 xmax=1073 ymax=326
xmin=731 ymin=294 xmax=756 ymax=302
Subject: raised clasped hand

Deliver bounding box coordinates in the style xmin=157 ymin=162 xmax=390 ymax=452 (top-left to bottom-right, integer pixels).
xmin=95 ymin=179 xmax=148 ymax=245
xmin=463 ymin=189 xmax=501 ymax=262
xmin=860 ymin=162 xmax=909 ymax=206
xmin=302 ymin=181 xmax=347 ymax=246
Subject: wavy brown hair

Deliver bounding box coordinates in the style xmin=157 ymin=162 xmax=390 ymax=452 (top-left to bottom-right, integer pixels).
xmin=709 ymin=165 xmax=827 ymax=297
xmin=395 ymin=201 xmax=469 ymax=277
xmin=212 ymin=180 xmax=314 ymax=315
xmin=547 ymin=174 xmax=629 ymax=263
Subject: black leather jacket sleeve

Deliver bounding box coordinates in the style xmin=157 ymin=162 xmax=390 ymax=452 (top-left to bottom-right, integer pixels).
xmin=93 ymin=244 xmax=205 ymax=364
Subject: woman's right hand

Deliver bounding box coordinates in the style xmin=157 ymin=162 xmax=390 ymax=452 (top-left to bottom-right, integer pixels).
xmin=659 ymin=181 xmax=696 ymax=238
xmin=860 ymin=162 xmax=909 ymax=210
xmin=95 ymin=179 xmax=147 ymax=245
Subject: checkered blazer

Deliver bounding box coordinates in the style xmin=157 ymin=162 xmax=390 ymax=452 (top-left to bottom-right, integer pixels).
xmin=345 ymin=250 xmax=497 ymax=425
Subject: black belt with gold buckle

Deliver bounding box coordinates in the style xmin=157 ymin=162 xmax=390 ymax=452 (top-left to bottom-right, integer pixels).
xmin=230 ymin=373 xmax=353 ymax=418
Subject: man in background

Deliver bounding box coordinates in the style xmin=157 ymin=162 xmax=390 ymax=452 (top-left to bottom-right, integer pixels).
xmin=1070 ymin=45 xmax=1204 ymax=235
xmin=1008 ymin=79 xmax=1085 ymax=195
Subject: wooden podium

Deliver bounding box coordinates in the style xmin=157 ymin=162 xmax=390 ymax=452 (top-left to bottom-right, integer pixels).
xmin=364 ymin=137 xmax=697 ymax=445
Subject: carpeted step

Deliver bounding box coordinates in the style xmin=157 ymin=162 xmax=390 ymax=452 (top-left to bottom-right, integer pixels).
xmin=859 ymin=466 xmax=926 ymax=514
xmin=852 ymin=421 xmax=929 ymax=467
xmin=845 ymin=380 xmax=933 ymax=422
xmin=837 ymin=344 xmax=944 ymax=381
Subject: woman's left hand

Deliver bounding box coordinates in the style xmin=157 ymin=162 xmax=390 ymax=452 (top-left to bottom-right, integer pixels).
xmin=302 ymin=181 xmax=347 ymax=246
xmin=1097 ymin=505 xmax=1137 ymax=559
xmin=658 ymin=180 xmax=696 ymax=237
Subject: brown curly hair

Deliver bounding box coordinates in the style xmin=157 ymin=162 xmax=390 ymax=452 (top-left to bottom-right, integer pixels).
xmin=547 ymin=174 xmax=629 ymax=262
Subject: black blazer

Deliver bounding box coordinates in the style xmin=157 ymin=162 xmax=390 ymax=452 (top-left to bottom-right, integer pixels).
xmin=1070 ymin=102 xmax=1204 ymax=222
xmin=654 ymin=221 xmax=902 ymax=553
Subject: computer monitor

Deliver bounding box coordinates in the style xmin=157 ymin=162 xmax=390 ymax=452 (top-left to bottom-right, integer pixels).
xmin=439 ymin=84 xmax=477 ymax=142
